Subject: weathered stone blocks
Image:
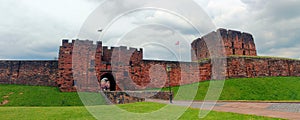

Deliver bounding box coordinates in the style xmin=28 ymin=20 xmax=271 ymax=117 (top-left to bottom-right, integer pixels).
xmin=0 ymin=61 xmax=57 ymax=86
xmin=191 ymin=28 xmax=257 ymax=61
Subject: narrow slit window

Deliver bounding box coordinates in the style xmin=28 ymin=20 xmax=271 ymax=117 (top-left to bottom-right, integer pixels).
xmin=90 ymin=60 xmax=95 ymax=67
xmin=73 ymin=80 xmax=77 ymax=86
xmin=233 ymin=49 xmax=236 ymax=55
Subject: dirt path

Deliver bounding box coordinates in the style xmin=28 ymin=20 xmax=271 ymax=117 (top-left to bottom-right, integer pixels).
xmin=146 ymin=99 xmax=300 ymax=120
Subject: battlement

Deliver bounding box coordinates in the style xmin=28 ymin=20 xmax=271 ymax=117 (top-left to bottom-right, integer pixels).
xmin=62 ymin=39 xmax=96 ymax=45
xmin=101 ymin=46 xmax=143 ymax=51
xmin=217 ymin=28 xmax=255 ymax=43
xmin=61 ymin=39 xmax=143 ymax=55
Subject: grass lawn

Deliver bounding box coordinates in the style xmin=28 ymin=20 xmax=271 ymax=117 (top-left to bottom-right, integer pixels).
xmin=0 ymin=84 xmax=106 ymax=106
xmin=0 ymin=77 xmax=294 ymax=119
xmin=0 ymin=102 xmax=282 ymax=120
xmin=1 ymin=77 xmax=300 ymax=107
xmin=165 ymin=77 xmax=300 ymax=101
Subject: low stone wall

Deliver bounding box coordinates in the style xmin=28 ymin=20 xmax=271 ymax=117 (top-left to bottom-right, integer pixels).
xmin=0 ymin=60 xmax=58 ymax=86
xmin=103 ymin=91 xmax=172 ymax=104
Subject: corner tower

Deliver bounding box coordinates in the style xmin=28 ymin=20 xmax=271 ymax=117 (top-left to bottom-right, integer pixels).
xmin=191 ymin=28 xmax=257 ymax=61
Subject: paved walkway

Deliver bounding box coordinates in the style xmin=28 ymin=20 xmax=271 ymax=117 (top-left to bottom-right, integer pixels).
xmin=146 ymin=99 xmax=300 ymax=120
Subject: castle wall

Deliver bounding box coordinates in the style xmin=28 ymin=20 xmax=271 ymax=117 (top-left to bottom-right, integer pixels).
xmin=57 ymin=40 xmax=102 ymax=92
xmin=57 ymin=40 xmax=208 ymax=92
xmin=191 ymin=28 xmax=257 ymax=61
xmin=106 ymin=46 xmax=143 ymax=91
xmin=57 ymin=40 xmax=144 ymax=92
xmin=57 ymin=40 xmax=75 ymax=92
xmin=122 ymin=57 xmax=300 ymax=91
xmin=1 ymin=56 xmax=299 ymax=92
xmin=0 ymin=60 xmax=57 ymax=86
xmin=226 ymin=57 xmax=300 ymax=78
xmin=125 ymin=60 xmax=201 ymax=90
xmin=56 ymin=38 xmax=300 ymax=92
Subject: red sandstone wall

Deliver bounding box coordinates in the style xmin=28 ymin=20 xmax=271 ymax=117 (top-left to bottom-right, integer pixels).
xmin=290 ymin=61 xmax=300 ymax=76
xmin=0 ymin=61 xmax=57 ymax=86
xmin=57 ymin=40 xmax=75 ymax=92
xmin=56 ymin=38 xmax=300 ymax=92
xmin=123 ymin=60 xmax=202 ymax=90
xmin=226 ymin=57 xmax=300 ymax=78
xmin=192 ymin=28 xmax=257 ymax=61
xmin=57 ymin=39 xmax=204 ymax=92
xmin=191 ymin=38 xmax=210 ymax=61
xmin=108 ymin=46 xmax=143 ymax=91
xmin=72 ymin=40 xmax=99 ymax=92
xmin=57 ymin=40 xmax=144 ymax=92
xmin=57 ymin=40 xmax=102 ymax=92
xmin=124 ymin=57 xmax=296 ymax=90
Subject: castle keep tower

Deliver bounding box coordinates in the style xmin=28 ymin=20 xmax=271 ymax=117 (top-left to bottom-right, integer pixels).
xmin=191 ymin=28 xmax=257 ymax=61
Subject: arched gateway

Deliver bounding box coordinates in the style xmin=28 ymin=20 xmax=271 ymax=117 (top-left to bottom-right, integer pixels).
xmin=100 ymin=73 xmax=116 ymax=91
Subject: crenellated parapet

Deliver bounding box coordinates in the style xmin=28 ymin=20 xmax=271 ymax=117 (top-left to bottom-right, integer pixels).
xmin=218 ymin=28 xmax=257 ymax=57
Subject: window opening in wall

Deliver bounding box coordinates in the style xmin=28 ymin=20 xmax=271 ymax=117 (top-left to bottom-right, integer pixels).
xmin=243 ymin=51 xmax=246 ymax=55
xmin=233 ymin=49 xmax=236 ymax=55
xmin=242 ymin=43 xmax=245 ymax=49
xmin=232 ymin=42 xmax=234 ymax=48
xmin=124 ymin=71 xmax=129 ymax=77
xmin=90 ymin=60 xmax=95 ymax=67
xmin=73 ymin=80 xmax=77 ymax=86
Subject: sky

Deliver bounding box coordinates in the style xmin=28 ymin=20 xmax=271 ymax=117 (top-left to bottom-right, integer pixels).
xmin=0 ymin=0 xmax=299 ymax=61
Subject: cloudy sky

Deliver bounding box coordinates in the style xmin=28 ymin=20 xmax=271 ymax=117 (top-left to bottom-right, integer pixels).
xmin=0 ymin=0 xmax=299 ymax=61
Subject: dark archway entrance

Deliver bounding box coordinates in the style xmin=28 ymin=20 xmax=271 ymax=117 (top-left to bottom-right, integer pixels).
xmin=100 ymin=73 xmax=116 ymax=91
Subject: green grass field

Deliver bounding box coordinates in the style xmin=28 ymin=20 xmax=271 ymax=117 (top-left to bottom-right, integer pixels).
xmin=0 ymin=77 xmax=298 ymax=119
xmin=0 ymin=84 xmax=106 ymax=106
xmin=117 ymin=102 xmax=281 ymax=120
xmin=1 ymin=77 xmax=300 ymax=107
xmin=165 ymin=77 xmax=300 ymax=101
xmin=0 ymin=102 xmax=281 ymax=120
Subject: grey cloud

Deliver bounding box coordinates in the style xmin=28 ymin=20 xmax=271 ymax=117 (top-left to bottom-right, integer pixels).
xmin=241 ymin=0 xmax=300 ymax=21
xmin=114 ymin=25 xmax=191 ymax=61
xmin=210 ymin=0 xmax=300 ymax=59
xmin=0 ymin=0 xmax=299 ymax=60
xmin=0 ymin=0 xmax=101 ymax=59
